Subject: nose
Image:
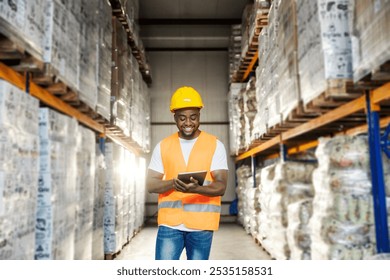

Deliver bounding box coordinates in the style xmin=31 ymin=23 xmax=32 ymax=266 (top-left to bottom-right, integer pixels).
xmin=184 ymin=118 xmax=192 ymax=125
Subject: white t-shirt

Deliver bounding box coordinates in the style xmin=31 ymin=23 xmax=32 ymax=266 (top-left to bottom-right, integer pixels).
xmin=148 ymin=133 xmax=229 ymax=231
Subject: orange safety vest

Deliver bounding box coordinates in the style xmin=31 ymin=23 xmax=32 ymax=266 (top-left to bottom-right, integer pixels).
xmin=158 ymin=131 xmax=221 ymax=230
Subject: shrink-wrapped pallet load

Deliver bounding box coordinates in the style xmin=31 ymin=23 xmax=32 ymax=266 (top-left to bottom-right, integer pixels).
xmin=96 ymin=0 xmax=113 ymax=121
xmin=241 ymin=3 xmax=255 ymax=59
xmin=236 ymin=165 xmax=261 ymax=238
xmin=243 ymin=77 xmax=258 ymax=149
xmin=264 ymin=1 xmax=280 ymax=130
xmin=43 ymin=0 xmax=81 ymax=94
xmin=253 ymin=1 xmax=280 ymax=135
xmin=112 ymin=18 xmax=131 ymax=136
xmin=228 ymin=83 xmax=247 ymax=155
xmin=276 ymin=0 xmax=300 ymax=123
xmin=350 ymin=0 xmax=390 ymax=82
xmin=228 ymin=25 xmax=242 ymax=81
xmin=309 ymin=135 xmax=390 ymax=259
xmin=297 ymin=0 xmax=353 ymax=105
xmin=253 ymin=27 xmax=269 ymax=139
xmin=259 ymin=161 xmax=316 ymax=259
xmin=35 ymin=108 xmax=78 ymax=260
xmin=74 ymin=126 xmax=96 ymax=260
xmin=103 ymin=142 xmax=146 ymax=256
xmin=0 ymin=1 xmax=47 ymax=66
xmin=236 ymin=165 xmax=252 ymax=230
xmin=92 ymin=145 xmax=106 ymax=260
xmin=0 ymin=80 xmax=40 ymax=260
xmin=287 ymin=199 xmax=313 ymax=259
xmin=77 ymin=0 xmax=99 ymax=111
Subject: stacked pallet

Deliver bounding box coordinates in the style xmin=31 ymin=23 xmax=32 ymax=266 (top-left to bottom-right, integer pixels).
xmin=236 ymin=165 xmax=261 ymax=237
xmin=92 ymin=147 xmax=106 ymax=260
xmin=309 ymin=135 xmax=390 ymax=259
xmin=228 ymin=24 xmax=242 ymax=81
xmin=252 ymin=1 xmax=279 ymax=138
xmin=96 ymin=0 xmax=113 ymax=122
xmin=103 ymin=142 xmax=146 ymax=259
xmin=276 ymin=0 xmax=300 ymax=126
xmin=231 ymin=0 xmax=270 ymax=82
xmin=243 ymin=77 xmax=258 ymax=149
xmin=74 ymin=126 xmax=96 ymax=260
xmin=110 ymin=0 xmax=151 ymax=83
xmin=111 ymin=17 xmax=151 ymax=152
xmin=36 ymin=108 xmax=79 ymax=260
xmin=0 ymin=0 xmax=151 ymax=153
xmin=258 ymin=161 xmax=316 ymax=260
xmin=297 ymin=0 xmax=354 ymax=108
xmin=351 ymin=0 xmax=390 ymax=84
xmin=0 ymin=80 xmax=40 ymax=259
xmin=228 ymin=83 xmax=246 ymax=155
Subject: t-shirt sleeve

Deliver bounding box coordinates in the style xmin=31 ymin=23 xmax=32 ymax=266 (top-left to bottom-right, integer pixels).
xmin=148 ymin=142 xmax=164 ymax=174
xmin=210 ymin=140 xmax=229 ymax=172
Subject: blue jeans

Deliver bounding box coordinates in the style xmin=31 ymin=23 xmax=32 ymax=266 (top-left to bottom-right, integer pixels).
xmin=155 ymin=226 xmax=214 ymax=260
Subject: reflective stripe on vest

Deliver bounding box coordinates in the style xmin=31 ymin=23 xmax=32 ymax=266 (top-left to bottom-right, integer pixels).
xmin=183 ymin=203 xmax=221 ymax=213
xmin=158 ymin=131 xmax=221 ymax=230
xmin=158 ymin=200 xmax=182 ymax=209
xmin=159 ymin=201 xmax=221 ymax=213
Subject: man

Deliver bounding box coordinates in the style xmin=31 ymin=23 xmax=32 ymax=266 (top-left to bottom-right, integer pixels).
xmin=146 ymin=86 xmax=229 ymax=260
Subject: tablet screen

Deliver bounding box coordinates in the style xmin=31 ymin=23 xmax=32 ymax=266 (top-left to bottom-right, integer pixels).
xmin=177 ymin=170 xmax=207 ymax=186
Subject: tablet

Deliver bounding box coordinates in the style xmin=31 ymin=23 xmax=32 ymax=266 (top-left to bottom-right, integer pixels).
xmin=177 ymin=170 xmax=207 ymax=186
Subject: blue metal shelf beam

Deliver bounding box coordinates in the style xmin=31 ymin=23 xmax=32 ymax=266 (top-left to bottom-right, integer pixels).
xmin=366 ymin=90 xmax=390 ymax=253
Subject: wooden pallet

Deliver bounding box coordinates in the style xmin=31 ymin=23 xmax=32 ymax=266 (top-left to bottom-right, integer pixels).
xmin=104 ymin=250 xmax=121 ymax=260
xmin=231 ymin=7 xmax=269 ymax=83
xmin=254 ymin=9 xmax=269 ymax=36
xmin=299 ymin=79 xmax=364 ymax=115
xmin=355 ymin=60 xmax=390 ymax=90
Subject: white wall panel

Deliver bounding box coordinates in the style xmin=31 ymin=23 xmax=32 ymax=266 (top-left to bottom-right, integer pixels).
xmin=148 ymin=51 xmax=228 ymax=123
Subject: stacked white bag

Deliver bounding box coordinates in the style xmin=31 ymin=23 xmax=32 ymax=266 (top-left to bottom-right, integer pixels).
xmin=259 ymin=161 xmax=316 ymax=259
xmin=310 ymin=135 xmax=381 ymax=259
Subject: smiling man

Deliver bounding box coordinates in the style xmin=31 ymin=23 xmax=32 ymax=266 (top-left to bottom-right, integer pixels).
xmin=146 ymin=86 xmax=229 ymax=260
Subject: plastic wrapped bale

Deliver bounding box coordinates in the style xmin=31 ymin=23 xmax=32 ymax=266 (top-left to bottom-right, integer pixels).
xmin=0 ymin=81 xmax=40 ymax=260
xmin=35 ymin=108 xmax=78 ymax=260
xmin=297 ymin=0 xmax=353 ymax=106
xmin=309 ymin=135 xmax=379 ymax=260
xmin=228 ymin=83 xmax=246 ymax=156
xmin=276 ymin=0 xmax=301 ymax=123
xmin=243 ymin=77 xmax=258 ymax=149
xmin=253 ymin=27 xmax=269 ymax=139
xmin=236 ymin=165 xmax=252 ymax=230
xmin=287 ymin=199 xmax=313 ymax=260
xmin=236 ymin=165 xmax=260 ymax=238
xmin=350 ymin=0 xmax=390 ymax=82
xmin=74 ymin=126 xmax=96 ymax=260
xmin=259 ymin=161 xmax=316 ymax=259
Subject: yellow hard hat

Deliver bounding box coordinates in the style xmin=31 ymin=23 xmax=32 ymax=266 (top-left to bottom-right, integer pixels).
xmin=170 ymin=86 xmax=204 ymax=112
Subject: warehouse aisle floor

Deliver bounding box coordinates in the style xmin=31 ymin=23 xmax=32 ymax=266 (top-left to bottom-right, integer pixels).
xmin=114 ymin=222 xmax=272 ymax=260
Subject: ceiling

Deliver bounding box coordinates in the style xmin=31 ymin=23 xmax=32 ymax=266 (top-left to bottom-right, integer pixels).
xmin=138 ymin=0 xmax=252 ymax=50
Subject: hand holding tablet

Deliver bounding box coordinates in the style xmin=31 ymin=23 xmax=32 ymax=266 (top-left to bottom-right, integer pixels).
xmin=177 ymin=170 xmax=207 ymax=186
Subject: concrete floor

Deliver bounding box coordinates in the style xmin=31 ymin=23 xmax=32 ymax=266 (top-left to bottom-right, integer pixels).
xmin=114 ymin=222 xmax=272 ymax=260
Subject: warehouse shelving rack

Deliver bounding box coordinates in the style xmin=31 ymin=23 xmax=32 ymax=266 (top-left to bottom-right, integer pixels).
xmin=0 ymin=62 xmax=141 ymax=156
xmin=0 ymin=0 xmax=154 ymax=157
xmin=109 ymin=0 xmax=152 ymax=85
xmin=227 ymin=0 xmax=390 ymax=255
xmin=234 ymin=81 xmax=390 ymax=253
